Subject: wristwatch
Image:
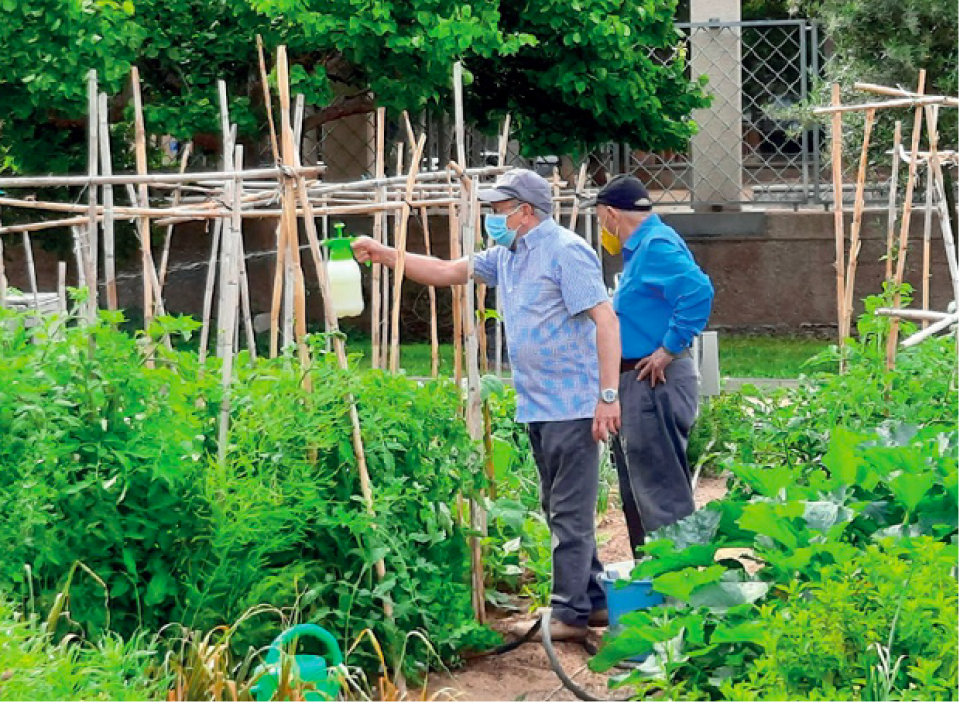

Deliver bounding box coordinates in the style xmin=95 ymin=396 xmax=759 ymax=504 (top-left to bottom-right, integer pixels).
xmin=600 ymin=388 xmax=619 ymax=404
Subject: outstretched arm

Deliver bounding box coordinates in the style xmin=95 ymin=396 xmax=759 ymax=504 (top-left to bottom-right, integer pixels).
xmin=351 ymin=236 xmax=469 ymax=287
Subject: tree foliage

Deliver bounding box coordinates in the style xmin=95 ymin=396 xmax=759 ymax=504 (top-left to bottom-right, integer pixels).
xmin=0 ymin=0 xmax=708 ymax=175
xmin=803 ymin=0 xmax=957 ymax=100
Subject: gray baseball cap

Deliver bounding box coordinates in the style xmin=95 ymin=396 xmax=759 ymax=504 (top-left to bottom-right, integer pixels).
xmin=478 ymin=169 xmax=553 ymax=213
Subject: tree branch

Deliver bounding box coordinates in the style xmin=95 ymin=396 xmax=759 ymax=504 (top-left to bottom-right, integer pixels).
xmin=302 ymin=92 xmax=376 ymax=132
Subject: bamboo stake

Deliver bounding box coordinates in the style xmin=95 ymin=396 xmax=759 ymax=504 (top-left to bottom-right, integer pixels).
xmin=57 ymin=262 xmax=67 ymax=316
xmin=70 ymin=227 xmax=85 ymax=292
xmin=401 ymin=110 xmax=417 ymax=151
xmin=304 ymin=165 xmax=505 ymax=196
xmin=257 ymin=35 xmax=281 ymax=166
xmin=371 ymin=107 xmax=386 ymax=369
xmin=85 ymin=69 xmax=99 ymax=320
xmin=875 ymin=307 xmax=953 ymax=321
xmin=234 ymin=146 xmax=257 ymax=362
xmin=921 ymin=154 xmax=934 ymax=328
xmin=854 ymin=82 xmax=958 ymax=103
xmin=454 ymin=64 xmax=467 ymax=168
xmin=216 ymin=149 xmax=243 ymax=464
xmin=813 ymin=95 xmax=957 ymax=114
xmin=0 ymin=193 xmax=460 ymax=221
xmin=454 ymin=60 xmax=486 ymax=623
xmin=98 ymin=92 xmax=118 ymax=310
xmin=0 ymin=217 xmax=93 ymax=235
xmin=419 ymin=206 xmax=440 ymax=377
xmin=382 ymin=142 xmax=404 ymax=368
xmin=198 ymin=219 xmax=222 ymax=365
xmin=216 ymin=82 xmax=237 ymax=359
xmin=276 ymin=48 xmax=310 ymax=373
xmin=462 ymin=177 xmax=485 ymax=624
xmin=0 ymin=165 xmax=324 ymax=189
xmin=567 ymin=161 xmax=589 ymax=231
xmin=448 ymin=170 xmax=464 ymax=385
xmin=22 ymin=233 xmax=40 ymax=314
xmin=293 ymin=93 xmax=306 ymax=157
xmin=842 ymin=107 xmax=876 ymax=339
xmin=901 ymin=313 xmax=958 ymax=347
xmin=887 ymin=71 xmax=927 ymax=370
xmin=256 ymin=42 xmax=286 ymax=359
xmin=388 ymin=133 xmax=427 ymax=373
xmin=829 ymin=84 xmax=847 ymax=370
xmin=158 ymin=142 xmax=193 ymax=290
xmin=131 ymin=67 xmax=157 ymax=329
xmin=885 ymin=122 xmax=903 ymax=281
xmin=286 ymin=94 xmax=306 ymax=350
xmin=497 ymin=114 xmax=512 ymax=166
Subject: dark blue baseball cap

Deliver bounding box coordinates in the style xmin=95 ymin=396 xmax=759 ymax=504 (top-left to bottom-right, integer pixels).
xmin=580 ymin=175 xmax=653 ymax=211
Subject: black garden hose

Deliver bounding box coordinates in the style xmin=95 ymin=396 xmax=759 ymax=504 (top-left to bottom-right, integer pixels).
xmin=540 ymin=607 xmax=603 ymax=701
xmin=465 ymin=608 xmax=627 ymax=702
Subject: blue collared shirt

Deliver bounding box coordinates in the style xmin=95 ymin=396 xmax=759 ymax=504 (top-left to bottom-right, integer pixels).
xmin=473 ymin=218 xmax=608 ymax=423
xmin=614 ymin=214 xmax=714 ymax=359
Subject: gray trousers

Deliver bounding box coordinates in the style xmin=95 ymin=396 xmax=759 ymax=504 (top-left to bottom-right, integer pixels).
xmin=612 ymin=356 xmax=699 ymax=556
xmin=527 ymin=418 xmax=608 ymax=627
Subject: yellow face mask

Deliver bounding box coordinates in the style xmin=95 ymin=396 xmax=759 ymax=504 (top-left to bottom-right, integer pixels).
xmin=600 ymin=226 xmax=622 ymax=256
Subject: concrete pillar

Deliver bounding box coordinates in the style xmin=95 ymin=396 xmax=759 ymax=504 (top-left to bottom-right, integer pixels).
xmin=689 ymin=0 xmax=743 ymax=211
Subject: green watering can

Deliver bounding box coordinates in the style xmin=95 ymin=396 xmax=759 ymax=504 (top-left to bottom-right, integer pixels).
xmin=250 ymin=624 xmax=343 ymax=702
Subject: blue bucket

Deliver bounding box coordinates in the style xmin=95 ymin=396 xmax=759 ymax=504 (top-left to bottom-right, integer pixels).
xmin=599 ymin=569 xmax=664 ymax=663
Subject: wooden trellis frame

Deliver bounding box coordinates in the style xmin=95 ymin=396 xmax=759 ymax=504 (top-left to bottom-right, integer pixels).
xmin=813 ymin=77 xmax=959 ymax=370
xmin=0 ymin=47 xmax=603 ymax=629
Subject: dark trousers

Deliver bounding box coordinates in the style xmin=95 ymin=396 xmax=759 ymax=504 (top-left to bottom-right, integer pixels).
xmin=612 ymin=356 xmax=699 ymax=556
xmin=527 ymin=418 xmax=608 ymax=627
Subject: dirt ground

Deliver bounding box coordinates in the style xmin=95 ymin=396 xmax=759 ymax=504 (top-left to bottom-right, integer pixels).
xmin=426 ymin=474 xmax=729 ymax=702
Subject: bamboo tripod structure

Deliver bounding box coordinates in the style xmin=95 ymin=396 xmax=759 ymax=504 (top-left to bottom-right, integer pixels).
xmin=0 ymin=47 xmax=605 ymax=630
xmin=814 ymin=76 xmax=958 ymax=370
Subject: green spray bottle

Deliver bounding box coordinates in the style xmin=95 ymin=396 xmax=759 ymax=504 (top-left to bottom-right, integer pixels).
xmin=320 ymin=222 xmax=365 ymax=318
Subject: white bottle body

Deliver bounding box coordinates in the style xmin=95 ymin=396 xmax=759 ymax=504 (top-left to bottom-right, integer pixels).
xmin=326 ymin=259 xmax=364 ymax=318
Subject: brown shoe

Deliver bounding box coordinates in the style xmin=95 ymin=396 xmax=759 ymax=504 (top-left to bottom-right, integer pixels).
xmin=507 ymin=618 xmax=589 ymax=642
xmin=588 ymin=608 xmax=609 ymax=628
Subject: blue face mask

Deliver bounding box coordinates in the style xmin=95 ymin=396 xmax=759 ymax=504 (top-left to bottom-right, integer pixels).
xmin=484 ymin=205 xmax=523 ymax=248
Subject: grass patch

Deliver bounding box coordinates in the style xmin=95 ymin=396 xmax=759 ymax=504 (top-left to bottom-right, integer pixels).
xmin=350 ymin=335 xmax=832 ymax=379
xmin=0 ymin=600 xmax=164 ymax=701
xmin=718 ymin=334 xmax=832 ymax=378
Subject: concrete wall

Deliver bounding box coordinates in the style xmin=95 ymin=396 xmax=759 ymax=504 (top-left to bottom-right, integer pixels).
xmin=1 ymin=209 xmax=954 ymax=338
xmin=661 ymin=210 xmax=954 ymax=333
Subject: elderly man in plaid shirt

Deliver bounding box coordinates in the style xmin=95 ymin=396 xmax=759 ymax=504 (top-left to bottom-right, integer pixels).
xmin=352 ymin=169 xmax=621 ymax=640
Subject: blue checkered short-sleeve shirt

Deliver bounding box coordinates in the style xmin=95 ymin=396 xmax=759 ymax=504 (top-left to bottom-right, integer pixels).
xmin=473 ymin=218 xmax=608 ymax=423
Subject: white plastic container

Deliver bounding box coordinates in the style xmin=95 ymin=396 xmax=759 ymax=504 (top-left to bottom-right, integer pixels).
xmin=324 ymin=236 xmax=365 ymax=319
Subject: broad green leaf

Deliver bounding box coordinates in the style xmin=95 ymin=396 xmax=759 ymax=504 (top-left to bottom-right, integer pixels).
xmin=688 ymin=581 xmax=769 ymax=611
xmin=887 ymin=470 xmax=936 ymax=513
xmin=739 ymin=501 xmax=806 ymax=550
xmin=653 ymin=565 xmax=726 ymax=602
xmin=646 ymin=506 xmax=723 ymax=551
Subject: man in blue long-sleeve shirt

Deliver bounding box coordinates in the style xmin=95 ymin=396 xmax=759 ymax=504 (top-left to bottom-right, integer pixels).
xmin=583 ymin=175 xmax=714 ymax=554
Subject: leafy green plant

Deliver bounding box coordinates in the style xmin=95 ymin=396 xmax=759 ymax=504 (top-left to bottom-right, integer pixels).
xmin=590 ymin=325 xmax=958 ymax=700
xmin=0 ymin=597 xmax=165 ymax=701
xmin=0 ymin=305 xmax=500 ymax=680
xmin=722 ymin=539 xmax=958 ymax=701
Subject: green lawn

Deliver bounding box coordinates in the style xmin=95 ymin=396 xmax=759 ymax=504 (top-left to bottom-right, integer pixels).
xmin=717 ymin=334 xmax=832 ymax=378
xmin=351 ymin=334 xmax=833 ymax=379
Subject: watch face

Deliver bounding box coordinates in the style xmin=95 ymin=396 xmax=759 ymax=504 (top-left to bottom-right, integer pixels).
xmin=601 ymin=389 xmax=618 ymax=403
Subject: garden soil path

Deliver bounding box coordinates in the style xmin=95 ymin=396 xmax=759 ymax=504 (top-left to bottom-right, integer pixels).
xmin=426 ymin=475 xmax=728 ymax=702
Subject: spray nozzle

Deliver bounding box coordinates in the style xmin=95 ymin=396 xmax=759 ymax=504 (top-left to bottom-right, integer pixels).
xmin=320 ymin=222 xmax=371 ymax=266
